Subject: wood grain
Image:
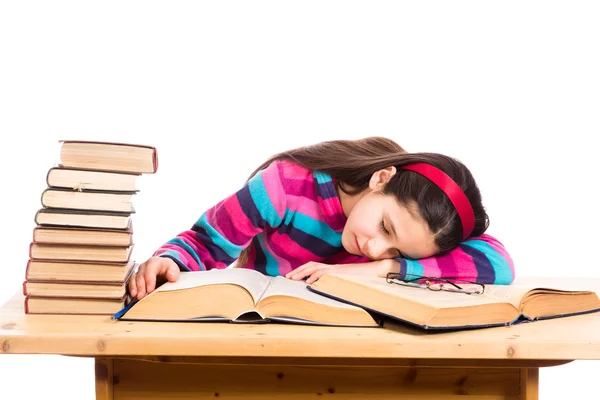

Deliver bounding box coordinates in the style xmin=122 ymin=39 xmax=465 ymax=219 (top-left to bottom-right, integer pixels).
xmin=2 ymin=292 xmax=600 ymax=360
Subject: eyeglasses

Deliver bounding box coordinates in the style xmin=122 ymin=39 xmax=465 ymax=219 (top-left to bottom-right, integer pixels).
xmin=386 ymin=273 xmax=485 ymax=295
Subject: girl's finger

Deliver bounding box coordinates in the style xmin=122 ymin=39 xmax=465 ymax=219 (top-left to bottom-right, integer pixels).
xmin=135 ymin=264 xmax=148 ymax=300
xmin=128 ymin=273 xmax=138 ymax=297
xmin=143 ymin=259 xmax=162 ymax=294
xmin=286 ymin=262 xmax=312 ymax=278
xmin=306 ymin=269 xmax=327 ymax=284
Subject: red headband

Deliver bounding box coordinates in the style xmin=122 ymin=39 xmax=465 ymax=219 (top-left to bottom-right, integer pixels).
xmin=400 ymin=163 xmax=475 ymax=240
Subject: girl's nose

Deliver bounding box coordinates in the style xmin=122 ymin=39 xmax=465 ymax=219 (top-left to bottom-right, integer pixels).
xmin=365 ymin=239 xmax=386 ymax=260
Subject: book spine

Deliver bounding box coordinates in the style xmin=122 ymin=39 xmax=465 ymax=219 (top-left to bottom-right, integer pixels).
xmin=25 ymin=259 xmax=31 ymax=280
xmin=152 ymin=148 xmax=159 ymax=173
xmin=22 ymin=280 xmax=28 ymax=296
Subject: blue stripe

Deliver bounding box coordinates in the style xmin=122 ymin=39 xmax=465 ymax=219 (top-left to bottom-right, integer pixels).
xmin=159 ymin=251 xmax=194 ymax=271
xmin=163 ymin=240 xmax=205 ymax=271
xmin=402 ymin=258 xmax=425 ymax=279
xmin=251 ymin=238 xmax=267 ymax=275
xmin=255 ymin=235 xmax=279 ymax=276
xmin=283 ymin=211 xmax=341 ymax=247
xmin=248 ymin=170 xmax=283 ymax=227
xmin=314 ymin=170 xmax=338 ymax=200
xmin=279 ymin=223 xmax=342 ymax=257
xmin=237 ymin=185 xmax=268 ymax=229
xmin=461 ymin=240 xmax=512 ymax=284
xmin=194 ymin=213 xmax=242 ymax=260
xmin=313 ymin=170 xmax=332 ymax=184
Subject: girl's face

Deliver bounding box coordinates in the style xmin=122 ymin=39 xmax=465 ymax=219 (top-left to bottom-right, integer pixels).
xmin=340 ymin=168 xmax=439 ymax=261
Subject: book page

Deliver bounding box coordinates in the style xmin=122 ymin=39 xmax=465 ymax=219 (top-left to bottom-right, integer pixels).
xmin=153 ymin=269 xmax=271 ymax=304
xmin=482 ymin=277 xmax=600 ymax=309
xmin=260 ymin=276 xmax=364 ymax=309
xmin=327 ymin=275 xmax=504 ymax=308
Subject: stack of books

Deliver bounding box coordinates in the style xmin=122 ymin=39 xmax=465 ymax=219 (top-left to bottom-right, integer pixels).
xmin=23 ymin=140 xmax=158 ymax=315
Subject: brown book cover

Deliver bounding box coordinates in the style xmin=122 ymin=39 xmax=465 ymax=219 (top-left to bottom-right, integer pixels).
xmin=29 ymin=242 xmax=134 ymax=263
xmin=25 ymin=258 xmax=136 ymax=283
xmin=34 ymin=207 xmax=132 ymax=230
xmin=24 ymin=295 xmax=128 ymax=315
xmin=32 ymin=223 xmax=133 ymax=246
xmin=308 ymin=274 xmax=600 ymax=330
xmin=40 ymin=187 xmax=137 ymax=213
xmin=23 ymin=261 xmax=135 ymax=299
xmin=59 ymin=140 xmax=158 ymax=174
xmin=46 ymin=166 xmax=141 ymax=192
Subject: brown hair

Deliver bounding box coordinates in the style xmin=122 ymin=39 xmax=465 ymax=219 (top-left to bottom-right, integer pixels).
xmin=236 ymin=136 xmax=488 ymax=266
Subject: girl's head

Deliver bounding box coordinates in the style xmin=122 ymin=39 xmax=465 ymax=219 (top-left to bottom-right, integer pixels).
xmin=246 ymin=136 xmax=489 ymax=261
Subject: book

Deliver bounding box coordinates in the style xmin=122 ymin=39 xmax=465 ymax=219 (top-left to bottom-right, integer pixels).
xmin=33 ymin=224 xmax=133 ymax=246
xmin=59 ymin=140 xmax=158 ymax=174
xmin=307 ymin=274 xmax=600 ymax=330
xmin=29 ymin=243 xmax=133 ymax=263
xmin=41 ymin=187 xmax=137 ymax=213
xmin=24 ymin=295 xmax=127 ymax=315
xmin=23 ymin=280 xmax=129 ymax=299
xmin=26 ymin=259 xmax=135 ymax=283
xmin=35 ymin=208 xmax=132 ymax=229
xmin=46 ymin=167 xmax=140 ymax=192
xmin=114 ymin=268 xmax=380 ymax=327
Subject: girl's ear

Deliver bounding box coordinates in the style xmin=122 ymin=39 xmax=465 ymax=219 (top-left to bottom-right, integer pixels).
xmin=368 ymin=166 xmax=397 ymax=190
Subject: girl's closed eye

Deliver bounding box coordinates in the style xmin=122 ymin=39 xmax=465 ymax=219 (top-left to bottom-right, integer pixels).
xmin=381 ymin=220 xmax=406 ymax=258
xmin=380 ymin=220 xmax=390 ymax=234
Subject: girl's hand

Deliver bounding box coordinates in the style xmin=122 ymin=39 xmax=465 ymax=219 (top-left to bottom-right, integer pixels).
xmin=285 ymin=259 xmax=400 ymax=284
xmin=128 ymin=257 xmax=180 ymax=300
xmin=285 ymin=262 xmax=336 ymax=284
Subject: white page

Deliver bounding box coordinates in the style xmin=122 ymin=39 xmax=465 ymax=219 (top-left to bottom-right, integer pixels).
xmin=152 ymin=269 xmax=271 ymax=304
xmin=260 ymin=276 xmax=364 ymax=309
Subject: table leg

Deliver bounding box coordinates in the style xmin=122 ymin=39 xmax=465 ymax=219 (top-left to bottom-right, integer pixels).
xmin=95 ymin=358 xmax=114 ymax=400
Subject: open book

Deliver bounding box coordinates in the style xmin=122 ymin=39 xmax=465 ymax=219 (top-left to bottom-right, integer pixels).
xmin=308 ymin=273 xmax=600 ymax=330
xmin=114 ymin=269 xmax=380 ymax=327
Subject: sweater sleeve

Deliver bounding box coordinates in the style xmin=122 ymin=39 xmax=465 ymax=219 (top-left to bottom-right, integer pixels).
xmin=393 ymin=233 xmax=515 ymax=284
xmin=152 ymin=161 xmax=287 ymax=271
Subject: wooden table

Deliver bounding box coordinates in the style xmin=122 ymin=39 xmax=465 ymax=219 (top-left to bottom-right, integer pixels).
xmin=2 ymin=292 xmax=600 ymax=399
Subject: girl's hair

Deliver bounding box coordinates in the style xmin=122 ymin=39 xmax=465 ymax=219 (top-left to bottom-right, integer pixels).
xmin=236 ymin=136 xmax=488 ymax=266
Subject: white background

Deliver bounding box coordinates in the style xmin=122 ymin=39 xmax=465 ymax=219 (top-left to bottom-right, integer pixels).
xmin=1 ymin=1 xmax=599 ymax=398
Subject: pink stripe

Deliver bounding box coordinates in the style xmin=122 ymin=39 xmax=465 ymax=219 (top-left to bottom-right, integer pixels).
xmin=261 ymin=236 xmax=293 ymax=275
xmin=222 ymin=195 xmax=262 ymax=240
xmin=261 ymin=162 xmax=287 ymax=219
xmin=280 ymin=160 xmax=312 ymax=180
xmin=320 ymin=197 xmax=346 ymax=230
xmin=270 ymin=232 xmax=320 ymax=262
xmin=287 ymin=195 xmax=322 ymax=220
xmin=418 ymin=256 xmax=441 ymax=277
xmin=449 ymin=247 xmax=478 ymax=280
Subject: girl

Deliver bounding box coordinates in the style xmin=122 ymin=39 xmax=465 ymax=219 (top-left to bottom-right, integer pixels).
xmin=129 ymin=136 xmax=514 ymax=300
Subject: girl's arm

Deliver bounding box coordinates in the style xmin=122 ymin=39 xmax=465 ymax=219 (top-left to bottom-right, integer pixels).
xmin=393 ymin=233 xmax=515 ymax=284
xmin=153 ymin=161 xmax=288 ymax=271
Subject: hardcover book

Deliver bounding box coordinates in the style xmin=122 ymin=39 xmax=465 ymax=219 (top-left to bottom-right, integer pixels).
xmin=26 ymin=259 xmax=136 ymax=283
xmin=59 ymin=140 xmax=158 ymax=174
xmin=29 ymin=243 xmax=133 ymax=263
xmin=114 ymin=268 xmax=380 ymax=327
xmin=41 ymin=187 xmax=137 ymax=213
xmin=32 ymin=224 xmax=133 ymax=247
xmin=46 ymin=167 xmax=140 ymax=192
xmin=308 ymin=273 xmax=600 ymax=330
xmin=35 ymin=208 xmax=132 ymax=230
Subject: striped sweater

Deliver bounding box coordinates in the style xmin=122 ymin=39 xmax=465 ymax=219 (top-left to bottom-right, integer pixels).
xmin=154 ymin=160 xmax=515 ymax=284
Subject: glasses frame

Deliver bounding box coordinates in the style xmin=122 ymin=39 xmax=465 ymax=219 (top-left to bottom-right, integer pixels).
xmin=386 ymin=273 xmax=485 ymax=295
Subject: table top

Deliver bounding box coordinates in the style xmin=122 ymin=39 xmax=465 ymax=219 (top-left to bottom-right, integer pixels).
xmin=2 ymin=292 xmax=600 ymax=360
